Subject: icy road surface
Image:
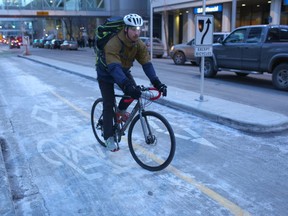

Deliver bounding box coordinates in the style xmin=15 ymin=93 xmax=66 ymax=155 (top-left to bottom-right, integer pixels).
xmin=0 ymin=53 xmax=287 ymax=216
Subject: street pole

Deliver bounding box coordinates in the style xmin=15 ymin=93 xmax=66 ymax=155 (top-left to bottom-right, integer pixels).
xmin=231 ymin=0 xmax=237 ymax=31
xmin=199 ymin=0 xmax=206 ymax=101
xmin=150 ymin=0 xmax=153 ymax=61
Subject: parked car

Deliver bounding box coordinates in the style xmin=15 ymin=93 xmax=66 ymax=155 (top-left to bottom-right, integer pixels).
xmin=9 ymin=39 xmax=21 ymax=49
xmin=1 ymin=38 xmax=8 ymax=44
xmin=60 ymin=40 xmax=78 ymax=50
xmin=32 ymin=39 xmax=41 ymax=48
xmin=169 ymin=32 xmax=229 ymax=65
xmin=50 ymin=39 xmax=63 ymax=49
xmin=38 ymin=39 xmax=46 ymax=48
xmin=140 ymin=37 xmax=164 ymax=58
xmin=43 ymin=40 xmax=52 ymax=49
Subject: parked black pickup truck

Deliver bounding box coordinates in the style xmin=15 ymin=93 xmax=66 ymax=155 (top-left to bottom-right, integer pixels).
xmin=202 ymin=25 xmax=288 ymax=91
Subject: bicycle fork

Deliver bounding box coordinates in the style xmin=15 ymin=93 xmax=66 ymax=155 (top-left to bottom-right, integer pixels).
xmin=138 ymin=101 xmax=156 ymax=145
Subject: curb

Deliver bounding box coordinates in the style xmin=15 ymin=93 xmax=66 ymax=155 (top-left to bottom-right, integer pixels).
xmin=0 ymin=138 xmax=16 ymax=216
xmin=157 ymin=98 xmax=288 ymax=133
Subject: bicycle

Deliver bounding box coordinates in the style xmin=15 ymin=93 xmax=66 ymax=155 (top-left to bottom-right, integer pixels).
xmin=91 ymin=86 xmax=176 ymax=171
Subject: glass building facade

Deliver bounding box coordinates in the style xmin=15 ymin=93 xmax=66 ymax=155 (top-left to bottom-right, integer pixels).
xmin=0 ymin=0 xmax=149 ymax=44
xmin=0 ymin=0 xmax=105 ymax=11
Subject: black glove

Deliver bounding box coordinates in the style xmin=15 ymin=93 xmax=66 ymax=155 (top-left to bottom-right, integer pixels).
xmin=152 ymin=79 xmax=167 ymax=97
xmin=123 ymin=80 xmax=141 ymax=99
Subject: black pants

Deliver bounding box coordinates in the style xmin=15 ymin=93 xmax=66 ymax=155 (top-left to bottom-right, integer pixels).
xmin=98 ymin=78 xmax=135 ymax=140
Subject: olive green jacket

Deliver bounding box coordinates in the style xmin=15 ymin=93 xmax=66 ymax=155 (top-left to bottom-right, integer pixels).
xmin=96 ymin=28 xmax=159 ymax=86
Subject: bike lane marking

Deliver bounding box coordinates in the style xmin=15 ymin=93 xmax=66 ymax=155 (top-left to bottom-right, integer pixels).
xmin=167 ymin=165 xmax=251 ymax=216
xmin=31 ymin=105 xmax=58 ymax=128
xmin=171 ymin=125 xmax=218 ymax=148
xmin=50 ymin=90 xmax=90 ymax=119
xmin=48 ymin=89 xmax=251 ymax=216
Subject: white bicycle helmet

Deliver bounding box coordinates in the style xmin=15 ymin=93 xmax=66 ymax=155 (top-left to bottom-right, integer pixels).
xmin=123 ymin=13 xmax=143 ymax=27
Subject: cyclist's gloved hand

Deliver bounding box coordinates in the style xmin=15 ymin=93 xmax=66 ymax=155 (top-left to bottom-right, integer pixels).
xmin=123 ymin=80 xmax=141 ymax=99
xmin=152 ymin=79 xmax=167 ymax=97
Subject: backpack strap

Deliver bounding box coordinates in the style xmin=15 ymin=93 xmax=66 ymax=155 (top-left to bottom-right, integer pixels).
xmin=96 ymin=34 xmax=124 ymax=71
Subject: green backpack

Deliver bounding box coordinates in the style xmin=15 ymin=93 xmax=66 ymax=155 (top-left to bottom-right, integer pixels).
xmin=95 ymin=16 xmax=125 ymax=68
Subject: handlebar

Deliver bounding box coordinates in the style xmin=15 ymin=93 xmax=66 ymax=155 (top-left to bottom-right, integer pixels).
xmin=145 ymin=87 xmax=161 ymax=101
xmin=122 ymin=86 xmax=161 ymax=103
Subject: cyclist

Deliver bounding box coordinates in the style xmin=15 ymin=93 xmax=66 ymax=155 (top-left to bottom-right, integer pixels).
xmin=96 ymin=13 xmax=167 ymax=152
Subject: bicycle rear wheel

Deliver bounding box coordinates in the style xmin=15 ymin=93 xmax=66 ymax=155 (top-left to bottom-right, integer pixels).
xmin=91 ymin=98 xmax=105 ymax=147
xmin=128 ymin=111 xmax=176 ymax=171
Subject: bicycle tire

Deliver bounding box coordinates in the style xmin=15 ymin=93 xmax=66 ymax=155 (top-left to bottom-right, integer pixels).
xmin=91 ymin=98 xmax=106 ymax=147
xmin=128 ymin=111 xmax=176 ymax=171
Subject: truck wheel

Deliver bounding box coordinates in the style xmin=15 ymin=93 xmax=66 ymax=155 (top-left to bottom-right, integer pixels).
xmin=203 ymin=58 xmax=217 ymax=77
xmin=173 ymin=52 xmax=185 ymax=65
xmin=272 ymin=63 xmax=288 ymax=91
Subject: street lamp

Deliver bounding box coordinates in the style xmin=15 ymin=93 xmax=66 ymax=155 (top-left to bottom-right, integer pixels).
xmin=56 ymin=26 xmax=59 ymax=39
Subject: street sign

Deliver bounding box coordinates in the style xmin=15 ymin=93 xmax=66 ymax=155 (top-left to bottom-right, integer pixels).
xmin=195 ymin=12 xmax=214 ymax=102
xmin=195 ymin=15 xmax=213 ymax=57
xmin=37 ymin=11 xmax=49 ymax=16
xmin=195 ymin=15 xmax=214 ymax=46
xmin=195 ymin=46 xmax=213 ymax=57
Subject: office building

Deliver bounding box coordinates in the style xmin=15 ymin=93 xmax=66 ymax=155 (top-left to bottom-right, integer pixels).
xmin=151 ymin=0 xmax=287 ymax=48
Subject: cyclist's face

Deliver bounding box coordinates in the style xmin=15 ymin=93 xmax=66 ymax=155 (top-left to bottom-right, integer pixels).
xmin=127 ymin=26 xmax=141 ymax=42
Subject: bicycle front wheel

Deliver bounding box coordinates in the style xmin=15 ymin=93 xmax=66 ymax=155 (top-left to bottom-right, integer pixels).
xmin=91 ymin=98 xmax=105 ymax=147
xmin=128 ymin=111 xmax=176 ymax=171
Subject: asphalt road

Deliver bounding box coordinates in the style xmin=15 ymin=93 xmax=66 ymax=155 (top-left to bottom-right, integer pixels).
xmin=26 ymin=46 xmax=288 ymax=116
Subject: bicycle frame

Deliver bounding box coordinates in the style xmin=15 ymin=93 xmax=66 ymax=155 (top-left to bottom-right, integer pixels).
xmin=114 ymin=95 xmax=139 ymax=136
xmin=114 ymin=87 xmax=160 ymax=143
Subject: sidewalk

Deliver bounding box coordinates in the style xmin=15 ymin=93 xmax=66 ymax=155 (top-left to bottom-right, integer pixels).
xmin=17 ymin=53 xmax=288 ymax=134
